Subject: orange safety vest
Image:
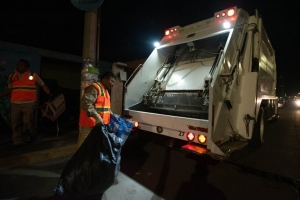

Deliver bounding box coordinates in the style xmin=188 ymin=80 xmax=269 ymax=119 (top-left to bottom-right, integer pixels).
xmin=79 ymin=82 xmax=111 ymax=127
xmin=9 ymin=71 xmax=37 ymax=101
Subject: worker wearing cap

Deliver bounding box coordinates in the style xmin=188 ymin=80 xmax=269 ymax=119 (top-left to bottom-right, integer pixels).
xmin=0 ymin=59 xmax=53 ymax=148
xmin=78 ymin=71 xmax=116 ymax=148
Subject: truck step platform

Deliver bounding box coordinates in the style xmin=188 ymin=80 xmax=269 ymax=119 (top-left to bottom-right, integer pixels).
xmin=218 ymin=139 xmax=249 ymax=156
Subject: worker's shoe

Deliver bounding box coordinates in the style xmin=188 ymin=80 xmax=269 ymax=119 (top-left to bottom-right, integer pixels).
xmin=9 ymin=143 xmax=25 ymax=150
xmin=29 ymin=135 xmax=37 ymax=143
xmin=113 ymin=178 xmax=119 ymax=185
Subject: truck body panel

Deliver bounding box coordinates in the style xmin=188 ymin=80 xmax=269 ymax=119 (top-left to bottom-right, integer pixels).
xmin=123 ymin=7 xmax=277 ymax=158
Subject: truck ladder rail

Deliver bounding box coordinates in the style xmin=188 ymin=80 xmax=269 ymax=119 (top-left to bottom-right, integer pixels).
xmin=124 ymin=64 xmax=143 ymax=91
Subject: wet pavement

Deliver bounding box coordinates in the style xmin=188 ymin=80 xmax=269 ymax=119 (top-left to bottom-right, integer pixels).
xmin=0 ymin=105 xmax=299 ymax=199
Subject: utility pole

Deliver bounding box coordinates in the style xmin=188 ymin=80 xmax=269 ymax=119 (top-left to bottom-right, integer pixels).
xmin=70 ymin=0 xmax=103 ymax=98
xmin=80 ymin=10 xmax=99 ymax=98
xmin=70 ymin=1 xmax=103 ymax=144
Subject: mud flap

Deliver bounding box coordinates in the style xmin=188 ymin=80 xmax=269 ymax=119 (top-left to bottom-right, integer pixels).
xmin=210 ymin=142 xmax=227 ymax=157
xmin=249 ymin=108 xmax=264 ymax=148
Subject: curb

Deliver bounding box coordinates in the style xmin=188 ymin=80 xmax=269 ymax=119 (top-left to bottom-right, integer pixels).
xmin=0 ymin=144 xmax=78 ymax=170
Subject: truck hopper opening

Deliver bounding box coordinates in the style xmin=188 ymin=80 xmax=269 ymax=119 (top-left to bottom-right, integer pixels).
xmin=129 ymin=90 xmax=209 ymax=119
xmin=128 ymin=32 xmax=230 ymax=120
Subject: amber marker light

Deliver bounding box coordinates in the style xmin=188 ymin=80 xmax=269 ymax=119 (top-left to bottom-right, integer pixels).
xmin=198 ymin=134 xmax=206 ymax=144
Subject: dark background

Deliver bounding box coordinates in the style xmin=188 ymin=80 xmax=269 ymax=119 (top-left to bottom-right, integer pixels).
xmin=0 ymin=0 xmax=299 ymax=95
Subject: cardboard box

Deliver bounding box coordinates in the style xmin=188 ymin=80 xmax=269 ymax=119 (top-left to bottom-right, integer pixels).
xmin=41 ymin=94 xmax=66 ymax=121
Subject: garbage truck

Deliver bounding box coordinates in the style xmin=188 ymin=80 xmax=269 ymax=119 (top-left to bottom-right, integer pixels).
xmin=122 ymin=6 xmax=277 ymax=159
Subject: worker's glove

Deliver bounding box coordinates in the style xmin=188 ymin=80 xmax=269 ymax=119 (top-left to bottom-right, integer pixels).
xmin=110 ymin=111 xmax=120 ymax=117
xmin=48 ymin=93 xmax=55 ymax=102
xmin=95 ymin=118 xmax=104 ymax=126
xmin=90 ymin=113 xmax=104 ymax=126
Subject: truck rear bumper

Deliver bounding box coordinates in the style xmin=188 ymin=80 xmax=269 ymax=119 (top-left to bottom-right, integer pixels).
xmin=125 ymin=109 xmax=209 ymax=142
xmin=181 ymin=139 xmax=248 ymax=160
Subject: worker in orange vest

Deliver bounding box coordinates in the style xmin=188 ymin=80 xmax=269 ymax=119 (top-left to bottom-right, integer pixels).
xmin=0 ymin=59 xmax=53 ymax=148
xmin=78 ymin=71 xmax=116 ymax=148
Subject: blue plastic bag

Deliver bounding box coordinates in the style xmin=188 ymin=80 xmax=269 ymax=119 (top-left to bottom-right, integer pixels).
xmin=109 ymin=114 xmax=134 ymax=144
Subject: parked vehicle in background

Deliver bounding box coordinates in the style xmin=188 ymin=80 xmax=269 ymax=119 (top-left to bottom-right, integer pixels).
xmin=295 ymin=99 xmax=300 ymax=108
xmin=278 ymin=100 xmax=285 ymax=108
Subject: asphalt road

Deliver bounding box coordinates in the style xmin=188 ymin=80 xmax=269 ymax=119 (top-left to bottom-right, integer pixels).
xmin=0 ymin=102 xmax=299 ymax=200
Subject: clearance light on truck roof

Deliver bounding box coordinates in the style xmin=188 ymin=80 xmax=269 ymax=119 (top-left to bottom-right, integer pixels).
xmin=215 ymin=7 xmax=236 ymax=19
xmin=227 ymin=8 xmax=235 ymax=16
xmin=186 ymin=132 xmax=195 ymax=141
xmin=165 ymin=27 xmax=179 ymax=36
xmin=165 ymin=29 xmax=170 ymax=36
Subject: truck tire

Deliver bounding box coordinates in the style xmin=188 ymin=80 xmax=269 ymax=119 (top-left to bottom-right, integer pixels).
xmin=249 ymin=108 xmax=264 ymax=148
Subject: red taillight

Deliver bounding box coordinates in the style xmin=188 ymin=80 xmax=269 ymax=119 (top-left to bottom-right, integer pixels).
xmin=134 ymin=121 xmax=139 ymax=127
xmin=186 ymin=132 xmax=195 ymax=141
xmin=221 ymin=12 xmax=226 ymax=17
xmin=227 ymin=8 xmax=235 ymax=16
xmin=216 ymin=14 xmax=220 ymax=18
xmin=165 ymin=29 xmax=170 ymax=36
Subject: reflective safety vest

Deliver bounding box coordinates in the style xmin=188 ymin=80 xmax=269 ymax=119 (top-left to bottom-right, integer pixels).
xmin=79 ymin=82 xmax=111 ymax=127
xmin=9 ymin=71 xmax=37 ymax=101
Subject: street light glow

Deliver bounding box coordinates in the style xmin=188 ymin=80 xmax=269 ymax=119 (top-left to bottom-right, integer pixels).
xmin=154 ymin=42 xmax=160 ymax=47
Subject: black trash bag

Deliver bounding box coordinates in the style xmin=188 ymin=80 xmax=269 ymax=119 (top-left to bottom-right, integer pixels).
xmin=53 ymin=125 xmax=123 ymax=197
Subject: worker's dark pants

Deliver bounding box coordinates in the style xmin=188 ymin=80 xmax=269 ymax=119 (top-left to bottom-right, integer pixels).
xmin=11 ymin=102 xmax=35 ymax=145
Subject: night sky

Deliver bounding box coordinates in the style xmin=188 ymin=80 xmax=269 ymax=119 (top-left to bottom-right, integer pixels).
xmin=0 ymin=0 xmax=299 ymax=95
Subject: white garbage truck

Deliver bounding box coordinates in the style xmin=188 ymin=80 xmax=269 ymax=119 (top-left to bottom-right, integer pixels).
xmin=123 ymin=6 xmax=277 ymax=159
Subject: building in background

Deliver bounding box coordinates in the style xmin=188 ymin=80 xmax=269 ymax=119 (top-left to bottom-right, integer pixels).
xmin=0 ymin=41 xmax=112 ymax=134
